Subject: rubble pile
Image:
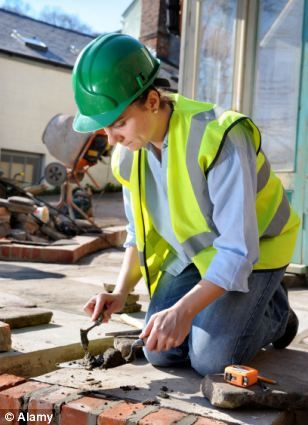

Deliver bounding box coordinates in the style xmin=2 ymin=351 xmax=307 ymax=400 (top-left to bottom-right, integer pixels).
xmin=0 ymin=195 xmax=71 ymax=243
xmin=0 ymin=178 xmax=101 ymax=245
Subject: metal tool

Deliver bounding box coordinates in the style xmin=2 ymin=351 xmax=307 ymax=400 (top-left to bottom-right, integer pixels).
xmin=124 ymin=338 xmax=145 ymax=363
xmin=105 ymin=329 xmax=142 ymax=337
xmin=80 ymin=311 xmax=105 ymax=352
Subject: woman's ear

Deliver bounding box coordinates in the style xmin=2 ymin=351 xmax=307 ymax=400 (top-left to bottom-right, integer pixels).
xmin=145 ymin=89 xmax=160 ymax=112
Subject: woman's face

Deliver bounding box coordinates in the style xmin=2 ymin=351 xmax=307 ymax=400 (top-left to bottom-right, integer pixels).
xmin=104 ymin=90 xmax=162 ymax=151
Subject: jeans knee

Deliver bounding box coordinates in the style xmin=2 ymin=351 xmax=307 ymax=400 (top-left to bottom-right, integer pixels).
xmin=143 ymin=348 xmax=170 ymax=367
xmin=143 ymin=347 xmax=188 ymax=368
xmin=189 ymin=349 xmax=231 ymax=376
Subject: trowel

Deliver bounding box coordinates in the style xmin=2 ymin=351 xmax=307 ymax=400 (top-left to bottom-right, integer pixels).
xmin=80 ymin=312 xmax=105 ymax=353
xmin=57 ymin=309 xmax=145 ymax=370
xmin=56 ymin=311 xmax=106 ymax=370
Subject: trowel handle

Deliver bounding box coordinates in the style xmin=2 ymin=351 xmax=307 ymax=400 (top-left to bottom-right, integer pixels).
xmin=94 ymin=307 xmax=107 ymax=326
xmin=94 ymin=315 xmax=103 ymax=326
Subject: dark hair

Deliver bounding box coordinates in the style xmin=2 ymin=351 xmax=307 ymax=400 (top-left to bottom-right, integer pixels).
xmin=134 ymin=78 xmax=175 ymax=109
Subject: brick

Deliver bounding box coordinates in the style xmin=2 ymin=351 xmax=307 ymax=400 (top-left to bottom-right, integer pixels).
xmin=0 ymin=381 xmax=50 ymax=425
xmin=140 ymin=0 xmax=169 ymax=58
xmin=28 ymin=385 xmax=79 ymax=425
xmin=139 ymin=407 xmax=186 ymax=425
xmin=98 ymin=400 xmax=145 ymax=425
xmin=0 ymin=247 xmax=9 ymax=259
xmin=0 ymin=321 xmax=11 ymax=352
xmin=11 ymin=246 xmax=21 ymax=259
xmin=0 ymin=375 xmax=26 ymax=391
xmin=61 ymin=395 xmax=118 ymax=425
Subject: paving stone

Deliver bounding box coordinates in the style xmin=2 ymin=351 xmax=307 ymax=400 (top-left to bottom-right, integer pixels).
xmin=0 ymin=307 xmax=53 ymax=329
xmin=0 ymin=321 xmax=12 ymax=351
xmin=201 ymin=348 xmax=308 ymax=410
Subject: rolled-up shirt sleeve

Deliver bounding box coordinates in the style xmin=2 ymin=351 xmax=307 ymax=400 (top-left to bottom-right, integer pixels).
xmin=204 ymin=123 xmax=259 ymax=292
xmin=122 ymin=187 xmax=136 ymax=248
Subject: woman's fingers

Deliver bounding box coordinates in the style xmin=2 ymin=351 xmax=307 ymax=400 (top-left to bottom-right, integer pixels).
xmin=83 ymin=292 xmax=127 ymax=322
xmin=83 ymin=297 xmax=97 ymax=316
xmin=92 ymin=295 xmax=109 ymax=321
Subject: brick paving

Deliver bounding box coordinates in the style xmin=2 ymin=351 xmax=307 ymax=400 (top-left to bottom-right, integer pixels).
xmin=0 ymin=374 xmax=234 ymax=425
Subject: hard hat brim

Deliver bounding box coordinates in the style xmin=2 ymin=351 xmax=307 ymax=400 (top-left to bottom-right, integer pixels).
xmin=73 ymin=100 xmax=131 ymax=133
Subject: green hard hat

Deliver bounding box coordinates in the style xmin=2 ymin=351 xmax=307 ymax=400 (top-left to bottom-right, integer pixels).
xmin=72 ymin=33 xmax=160 ymax=132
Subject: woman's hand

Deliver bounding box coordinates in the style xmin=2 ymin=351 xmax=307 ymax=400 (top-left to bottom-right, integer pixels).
xmin=83 ymin=292 xmax=126 ymax=322
xmin=139 ymin=279 xmax=226 ymax=352
xmin=139 ymin=305 xmax=192 ymax=352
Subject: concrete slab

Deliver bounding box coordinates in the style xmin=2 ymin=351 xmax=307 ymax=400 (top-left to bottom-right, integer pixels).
xmin=0 ymin=309 xmax=143 ymax=377
xmin=34 ymin=359 xmax=280 ymax=425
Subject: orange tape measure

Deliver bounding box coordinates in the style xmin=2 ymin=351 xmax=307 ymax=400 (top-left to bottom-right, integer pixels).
xmin=224 ymin=365 xmax=277 ymax=388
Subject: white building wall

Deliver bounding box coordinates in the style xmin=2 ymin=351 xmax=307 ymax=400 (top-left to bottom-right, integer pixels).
xmin=0 ymin=54 xmax=116 ymax=188
xmin=121 ymin=0 xmax=141 ymax=39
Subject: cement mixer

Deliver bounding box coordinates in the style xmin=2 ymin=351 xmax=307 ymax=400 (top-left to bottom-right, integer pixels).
xmin=42 ymin=114 xmax=110 ymax=222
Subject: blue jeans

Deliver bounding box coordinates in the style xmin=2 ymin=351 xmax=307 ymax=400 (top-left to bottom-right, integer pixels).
xmin=143 ymin=264 xmax=289 ymax=376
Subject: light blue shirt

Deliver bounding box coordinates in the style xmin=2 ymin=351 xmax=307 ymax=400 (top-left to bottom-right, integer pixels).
xmin=123 ymin=123 xmax=259 ymax=292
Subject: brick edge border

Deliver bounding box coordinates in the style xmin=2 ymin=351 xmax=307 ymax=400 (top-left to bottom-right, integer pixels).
xmin=0 ymin=373 xmax=231 ymax=424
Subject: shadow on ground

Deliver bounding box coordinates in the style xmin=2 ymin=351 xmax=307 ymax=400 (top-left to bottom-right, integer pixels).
xmin=0 ymin=264 xmax=65 ymax=280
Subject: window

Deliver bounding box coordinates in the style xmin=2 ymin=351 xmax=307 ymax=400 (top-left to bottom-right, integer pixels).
xmin=196 ymin=0 xmax=237 ymax=108
xmin=0 ymin=150 xmax=43 ymax=185
xmin=252 ymin=0 xmax=304 ymax=171
xmin=181 ymin=0 xmax=304 ymax=172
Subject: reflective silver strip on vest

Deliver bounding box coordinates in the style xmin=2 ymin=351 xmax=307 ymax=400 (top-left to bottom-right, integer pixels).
xmin=138 ymin=251 xmax=145 ymax=267
xmin=178 ymin=110 xmax=219 ymax=256
xmin=185 ymin=111 xmax=219 ymax=236
xmin=261 ymin=192 xmax=290 ymax=237
xmin=257 ymin=152 xmax=271 ymax=192
xmin=119 ymin=146 xmax=133 ymax=182
xmin=181 ymin=232 xmax=217 ymax=257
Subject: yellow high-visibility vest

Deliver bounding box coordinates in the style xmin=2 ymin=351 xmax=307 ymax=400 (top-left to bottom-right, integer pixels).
xmin=112 ymin=95 xmax=300 ymax=296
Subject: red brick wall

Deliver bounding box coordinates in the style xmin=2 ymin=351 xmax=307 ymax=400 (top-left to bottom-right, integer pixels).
xmin=140 ymin=0 xmax=169 ymax=59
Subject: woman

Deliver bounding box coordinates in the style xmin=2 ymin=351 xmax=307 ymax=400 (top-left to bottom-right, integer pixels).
xmin=72 ymin=33 xmax=300 ymax=376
